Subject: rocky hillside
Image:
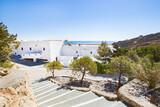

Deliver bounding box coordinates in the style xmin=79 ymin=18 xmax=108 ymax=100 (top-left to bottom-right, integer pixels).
xmin=113 ymin=32 xmax=160 ymax=48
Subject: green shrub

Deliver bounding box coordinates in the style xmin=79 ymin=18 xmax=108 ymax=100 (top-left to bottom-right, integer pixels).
xmin=135 ymin=44 xmax=160 ymax=62
xmin=133 ymin=58 xmax=160 ymax=89
xmin=0 ymin=60 xmax=13 ymax=68
xmin=96 ymin=62 xmax=109 ymax=74
xmin=112 ymin=47 xmax=129 ymax=57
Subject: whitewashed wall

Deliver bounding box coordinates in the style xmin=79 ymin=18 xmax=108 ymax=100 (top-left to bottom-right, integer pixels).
xmin=14 ymin=40 xmax=63 ymax=61
xmin=14 ymin=40 xmax=113 ymax=66
xmin=60 ymin=45 xmax=99 ymax=56
xmin=49 ymin=41 xmax=63 ymax=61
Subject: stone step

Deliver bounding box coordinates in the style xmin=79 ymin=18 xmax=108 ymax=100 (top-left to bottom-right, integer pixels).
xmin=113 ymin=102 xmax=127 ymax=107
xmin=38 ymin=90 xmax=85 ymax=106
xmin=50 ymin=91 xmax=99 ymax=107
xmin=38 ymin=89 xmax=73 ymax=107
xmin=38 ymin=91 xmax=91 ymax=107
xmin=32 ymin=82 xmax=51 ymax=89
xmin=35 ymin=85 xmax=60 ymax=97
xmin=72 ymin=97 xmax=105 ymax=107
xmin=31 ymin=81 xmax=51 ymax=88
xmin=73 ymin=96 xmax=126 ymax=107
xmin=37 ymin=88 xmax=70 ymax=102
xmin=33 ymin=84 xmax=59 ymax=95
xmin=33 ymin=84 xmax=58 ymax=93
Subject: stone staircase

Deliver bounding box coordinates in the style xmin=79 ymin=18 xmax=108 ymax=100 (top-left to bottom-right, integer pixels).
xmin=31 ymin=80 xmax=127 ymax=107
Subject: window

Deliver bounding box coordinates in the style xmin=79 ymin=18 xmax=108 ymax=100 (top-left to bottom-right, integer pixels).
xmin=76 ymin=51 xmax=78 ymax=53
xmin=56 ymin=57 xmax=58 ymax=61
xmin=21 ymin=47 xmax=23 ymax=50
xmin=43 ymin=48 xmax=45 ymax=51
xmin=29 ymin=47 xmax=32 ymax=51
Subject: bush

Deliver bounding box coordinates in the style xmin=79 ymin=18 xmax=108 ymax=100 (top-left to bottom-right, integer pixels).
xmin=135 ymin=44 xmax=160 ymax=62
xmin=133 ymin=58 xmax=160 ymax=89
xmin=96 ymin=62 xmax=109 ymax=74
xmin=112 ymin=47 xmax=129 ymax=57
xmin=0 ymin=60 xmax=13 ymax=68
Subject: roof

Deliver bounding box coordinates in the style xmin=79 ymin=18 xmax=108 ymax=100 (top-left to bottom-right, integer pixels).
xmin=64 ymin=41 xmax=114 ymax=45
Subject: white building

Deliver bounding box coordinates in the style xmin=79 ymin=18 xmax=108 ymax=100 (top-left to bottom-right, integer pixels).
xmin=14 ymin=40 xmax=112 ymax=66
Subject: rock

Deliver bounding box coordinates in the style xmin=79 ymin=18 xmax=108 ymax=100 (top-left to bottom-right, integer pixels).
xmin=0 ymin=68 xmax=9 ymax=77
xmin=0 ymin=71 xmax=37 ymax=107
xmin=0 ymin=96 xmax=8 ymax=107
xmin=118 ymin=79 xmax=157 ymax=107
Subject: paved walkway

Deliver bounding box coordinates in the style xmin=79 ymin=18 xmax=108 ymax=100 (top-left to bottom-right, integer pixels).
xmin=31 ymin=80 xmax=127 ymax=107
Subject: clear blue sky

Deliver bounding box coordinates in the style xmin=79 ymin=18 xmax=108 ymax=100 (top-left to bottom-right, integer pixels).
xmin=1 ymin=0 xmax=160 ymax=41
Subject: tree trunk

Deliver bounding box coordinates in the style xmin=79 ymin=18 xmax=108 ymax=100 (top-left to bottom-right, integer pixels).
xmin=118 ymin=72 xmax=122 ymax=89
xmin=144 ymin=86 xmax=160 ymax=95
xmin=52 ymin=69 xmax=54 ymax=78
xmin=80 ymin=71 xmax=85 ymax=86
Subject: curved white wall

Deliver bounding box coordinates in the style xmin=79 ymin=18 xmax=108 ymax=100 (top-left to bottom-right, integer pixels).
xmin=61 ymin=45 xmax=98 ymax=56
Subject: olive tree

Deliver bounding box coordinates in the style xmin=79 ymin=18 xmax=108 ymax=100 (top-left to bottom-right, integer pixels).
xmin=70 ymin=56 xmax=97 ymax=85
xmin=45 ymin=61 xmax=63 ymax=77
xmin=109 ymin=56 xmax=133 ymax=88
xmin=97 ymin=41 xmax=111 ymax=63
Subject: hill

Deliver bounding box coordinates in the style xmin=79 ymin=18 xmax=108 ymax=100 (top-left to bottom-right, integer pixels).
xmin=113 ymin=32 xmax=160 ymax=48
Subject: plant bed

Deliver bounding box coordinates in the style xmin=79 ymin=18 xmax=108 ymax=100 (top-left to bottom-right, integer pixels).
xmin=49 ymin=76 xmax=119 ymax=100
xmin=53 ymin=76 xmax=91 ymax=88
xmin=89 ymin=80 xmax=118 ymax=93
xmin=90 ymin=80 xmax=118 ymax=100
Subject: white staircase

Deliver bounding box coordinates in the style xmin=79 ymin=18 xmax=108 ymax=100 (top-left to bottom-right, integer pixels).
xmin=31 ymin=80 xmax=127 ymax=107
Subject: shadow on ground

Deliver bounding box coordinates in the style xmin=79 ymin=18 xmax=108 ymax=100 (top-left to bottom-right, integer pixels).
xmin=11 ymin=55 xmax=48 ymax=66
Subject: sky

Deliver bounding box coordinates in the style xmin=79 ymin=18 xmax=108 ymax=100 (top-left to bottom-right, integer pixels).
xmin=1 ymin=0 xmax=160 ymax=41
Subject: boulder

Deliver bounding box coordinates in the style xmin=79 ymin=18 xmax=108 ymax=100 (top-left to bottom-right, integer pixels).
xmin=118 ymin=79 xmax=157 ymax=107
xmin=0 ymin=71 xmax=37 ymax=107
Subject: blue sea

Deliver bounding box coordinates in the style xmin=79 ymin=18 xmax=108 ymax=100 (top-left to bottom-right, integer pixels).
xmin=64 ymin=41 xmax=114 ymax=45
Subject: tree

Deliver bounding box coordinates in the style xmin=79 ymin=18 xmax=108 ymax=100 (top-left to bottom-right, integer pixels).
xmin=70 ymin=56 xmax=97 ymax=85
xmin=97 ymin=41 xmax=111 ymax=63
xmin=135 ymin=44 xmax=160 ymax=62
xmin=127 ymin=49 xmax=140 ymax=63
xmin=0 ymin=22 xmax=19 ymax=63
xmin=0 ymin=23 xmax=18 ymax=61
xmin=112 ymin=46 xmax=129 ymax=57
xmin=109 ymin=56 xmax=133 ymax=89
xmin=45 ymin=61 xmax=63 ymax=77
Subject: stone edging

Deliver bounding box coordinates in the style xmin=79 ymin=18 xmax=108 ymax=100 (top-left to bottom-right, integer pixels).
xmin=49 ymin=78 xmax=118 ymax=101
xmin=90 ymin=88 xmax=117 ymax=101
